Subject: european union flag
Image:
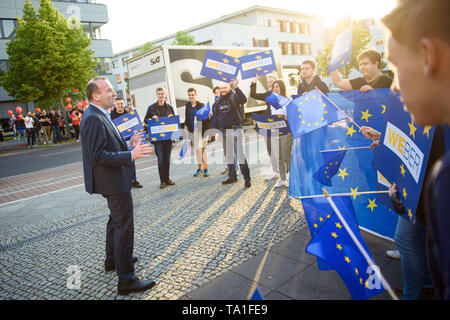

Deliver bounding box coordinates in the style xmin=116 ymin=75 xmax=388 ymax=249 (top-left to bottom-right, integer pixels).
xmin=179 ymin=138 xmax=189 ymax=160
xmin=313 ymin=150 xmax=347 ymax=186
xmin=305 ymin=196 xmax=385 ymax=299
xmin=239 ymin=50 xmax=277 ymax=80
xmin=265 ymin=92 xmax=292 ymax=110
xmin=112 ymin=110 xmax=144 ymax=140
xmin=290 ymin=89 xmax=398 ymax=239
xmin=328 ymin=26 xmax=353 ymax=74
xmin=196 ymin=102 xmax=211 ymax=121
xmin=372 ymin=92 xmax=436 ymax=224
xmin=252 ymin=113 xmax=290 ymax=137
xmin=200 ymin=50 xmax=240 ymax=82
xmin=286 ymin=89 xmax=346 ymax=138
xmin=147 ymin=115 xmax=182 ymax=142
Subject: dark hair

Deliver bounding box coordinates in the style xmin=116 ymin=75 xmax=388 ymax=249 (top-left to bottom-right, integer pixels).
xmin=86 ymin=77 xmax=108 ymax=101
xmin=212 ymin=86 xmax=220 ymax=93
xmin=358 ymin=49 xmax=382 ymax=69
xmin=382 ymin=0 xmax=450 ymax=49
xmin=301 ymin=59 xmax=316 ymax=70
xmin=187 ymin=88 xmax=197 ymax=94
xmin=272 ymin=80 xmax=287 ymax=97
xmin=115 ymin=97 xmax=124 ymax=101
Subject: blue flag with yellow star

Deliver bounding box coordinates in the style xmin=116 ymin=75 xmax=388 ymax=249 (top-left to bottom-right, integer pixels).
xmin=313 ymin=150 xmax=347 ymax=186
xmin=252 ymin=113 xmax=290 ymax=137
xmin=286 ymin=89 xmax=346 ymax=138
xmin=147 ymin=115 xmax=182 ymax=142
xmin=200 ymin=50 xmax=240 ymax=82
xmin=306 ymin=204 xmax=385 ymax=300
xmin=265 ymin=92 xmax=292 ymax=110
xmin=112 ymin=109 xmax=144 ymax=140
xmin=328 ymin=26 xmax=353 ymax=74
xmin=196 ymin=102 xmax=211 ymax=121
xmin=372 ymin=92 xmax=436 ymax=224
xmin=290 ymin=88 xmax=398 ymax=239
xmin=239 ymin=50 xmax=277 ymax=80
xmin=179 ymin=138 xmax=189 ymax=160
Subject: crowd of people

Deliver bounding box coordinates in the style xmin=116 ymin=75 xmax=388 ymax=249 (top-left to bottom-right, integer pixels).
xmin=6 ymin=106 xmax=86 ymax=148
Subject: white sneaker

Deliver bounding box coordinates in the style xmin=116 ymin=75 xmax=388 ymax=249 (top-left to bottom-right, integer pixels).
xmin=386 ymin=250 xmax=400 ymax=260
xmin=274 ymin=180 xmax=287 ymax=188
xmin=265 ymin=172 xmax=279 ymax=181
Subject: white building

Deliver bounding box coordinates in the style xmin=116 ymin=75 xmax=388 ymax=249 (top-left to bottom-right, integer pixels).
xmin=112 ymin=5 xmax=325 ymax=105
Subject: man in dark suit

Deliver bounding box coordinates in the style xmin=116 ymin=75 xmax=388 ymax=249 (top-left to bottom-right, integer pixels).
xmin=80 ymin=77 xmax=156 ymax=295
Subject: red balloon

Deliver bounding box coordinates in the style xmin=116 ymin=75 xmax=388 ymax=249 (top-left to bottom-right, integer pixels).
xmin=35 ymin=107 xmax=41 ymax=113
xmin=65 ymin=97 xmax=71 ymax=103
xmin=17 ymin=114 xmax=23 ymax=119
xmin=8 ymin=110 xmax=13 ymax=115
xmin=83 ymin=100 xmax=89 ymax=107
xmin=77 ymin=101 xmax=83 ymax=108
xmin=74 ymin=89 xmax=79 ymax=93
xmin=66 ymin=104 xmax=72 ymax=110
xmin=16 ymin=106 xmax=23 ymax=113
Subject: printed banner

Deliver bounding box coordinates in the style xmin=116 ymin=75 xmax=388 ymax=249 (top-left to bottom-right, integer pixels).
xmin=147 ymin=115 xmax=182 ymax=142
xmin=239 ymin=50 xmax=277 ymax=80
xmin=252 ymin=113 xmax=290 ymax=137
xmin=200 ymin=50 xmax=240 ymax=82
xmin=112 ymin=110 xmax=144 ymax=140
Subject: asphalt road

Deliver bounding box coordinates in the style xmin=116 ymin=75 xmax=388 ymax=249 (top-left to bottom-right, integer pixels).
xmin=0 ymin=142 xmax=83 ymax=178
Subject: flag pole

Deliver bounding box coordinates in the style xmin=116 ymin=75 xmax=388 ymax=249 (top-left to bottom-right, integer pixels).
xmin=319 ymin=146 xmax=372 ymax=153
xmin=321 ymin=188 xmax=399 ymax=300
xmin=295 ymin=190 xmax=389 ymax=200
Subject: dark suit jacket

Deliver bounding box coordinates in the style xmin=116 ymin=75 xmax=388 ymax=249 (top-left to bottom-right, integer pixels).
xmin=80 ymin=104 xmax=133 ymax=196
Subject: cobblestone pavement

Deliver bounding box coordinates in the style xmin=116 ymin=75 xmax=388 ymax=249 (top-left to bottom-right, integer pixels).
xmin=0 ymin=133 xmax=308 ymax=300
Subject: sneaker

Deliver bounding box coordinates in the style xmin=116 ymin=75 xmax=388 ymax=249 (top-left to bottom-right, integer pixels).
xmin=203 ymin=170 xmax=209 ymax=177
xmin=194 ymin=169 xmax=203 ymax=177
xmin=386 ymin=250 xmax=400 ymax=260
xmin=222 ymin=178 xmax=237 ymax=185
xmin=274 ymin=180 xmax=288 ymax=188
xmin=265 ymin=172 xmax=279 ymax=181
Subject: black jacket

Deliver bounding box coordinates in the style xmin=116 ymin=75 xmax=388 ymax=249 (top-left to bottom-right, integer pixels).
xmin=297 ymin=75 xmax=330 ymax=95
xmin=250 ymin=82 xmax=272 ymax=116
xmin=145 ymin=101 xmax=175 ymax=123
xmin=80 ymin=105 xmax=133 ymax=196
xmin=214 ymin=87 xmax=247 ymax=130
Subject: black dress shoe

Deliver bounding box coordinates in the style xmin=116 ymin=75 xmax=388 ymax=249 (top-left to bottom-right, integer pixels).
xmin=245 ymin=180 xmax=251 ymax=188
xmin=105 ymin=256 xmax=138 ymax=272
xmin=222 ymin=178 xmax=238 ymax=185
xmin=117 ymin=277 xmax=157 ymax=295
xmin=132 ymin=180 xmax=143 ymax=188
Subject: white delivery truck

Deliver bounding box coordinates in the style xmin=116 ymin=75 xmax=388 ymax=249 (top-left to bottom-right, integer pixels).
xmin=126 ymin=45 xmax=285 ymax=124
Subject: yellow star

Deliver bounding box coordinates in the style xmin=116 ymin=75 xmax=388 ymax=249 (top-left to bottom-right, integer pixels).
xmin=402 ymin=188 xmax=407 ymax=199
xmin=256 ymin=55 xmax=261 ymax=60
xmin=218 ymin=71 xmax=223 ymax=75
xmin=129 ymin=111 xmax=135 ymax=115
xmin=313 ymin=223 xmax=318 ymax=228
xmin=344 ymin=256 xmax=351 ymax=263
xmin=234 ymin=58 xmax=240 ymax=63
xmin=151 ymin=137 xmax=157 ymax=141
xmin=264 ymin=70 xmax=268 ymax=73
xmin=326 ymin=214 xmax=331 ymax=219
xmin=223 ymin=58 xmax=229 ymax=64
xmin=408 ymin=119 xmax=417 ymax=139
xmin=331 ymin=232 xmax=338 ymax=238
xmin=160 ymin=122 xmax=165 ymax=125
xmin=365 ymin=280 xmax=369 ymax=288
xmin=367 ymin=198 xmax=378 ymax=212
xmin=360 ymin=109 xmax=373 ymax=122
xmin=337 ymin=168 xmax=349 ymax=181
xmin=265 ymin=50 xmax=271 ymax=55
xmin=423 ymin=126 xmax=432 ymax=139
xmin=408 ymin=209 xmax=413 ymax=220
xmin=400 ymin=164 xmax=406 ymax=177
xmin=160 ymin=133 xmax=166 ymax=137
xmin=338 ymin=145 xmax=346 ymax=150
xmin=335 ymin=222 xmax=342 ymax=229
xmin=222 ymin=77 xmax=227 ymax=81
xmin=257 ymin=67 xmax=262 ymax=71
xmin=319 ymin=217 xmax=324 ymax=222
xmin=346 ymin=125 xmax=356 ymax=138
xmin=381 ymin=104 xmax=386 ymax=114
xmin=123 ymin=117 xmax=129 ymax=121
xmin=355 ymin=268 xmax=359 ymax=276
xmin=336 ymin=244 xmax=343 ymax=251
xmin=268 ymin=118 xmax=274 ymax=122
xmin=360 ymin=278 xmax=363 ymax=285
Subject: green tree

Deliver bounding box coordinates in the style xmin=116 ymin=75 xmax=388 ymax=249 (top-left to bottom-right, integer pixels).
xmin=134 ymin=41 xmax=154 ymax=56
xmin=171 ymin=31 xmax=196 ymax=46
xmin=0 ymin=0 xmax=97 ymax=136
xmin=316 ymin=18 xmax=371 ymax=78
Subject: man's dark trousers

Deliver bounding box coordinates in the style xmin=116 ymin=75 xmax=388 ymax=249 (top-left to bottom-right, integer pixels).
xmin=104 ymin=192 xmax=135 ymax=279
xmin=154 ymin=140 xmax=172 ymax=183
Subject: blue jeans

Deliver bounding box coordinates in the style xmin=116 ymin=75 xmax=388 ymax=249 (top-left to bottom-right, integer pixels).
xmin=154 ymin=140 xmax=172 ymax=183
xmin=394 ymin=215 xmax=433 ymax=299
xmin=51 ymin=125 xmax=63 ymax=142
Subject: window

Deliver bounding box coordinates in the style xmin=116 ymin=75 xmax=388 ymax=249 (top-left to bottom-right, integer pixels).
xmin=253 ymin=38 xmax=268 ymax=47
xmin=300 ymin=43 xmax=312 ymax=55
xmin=277 ymin=20 xmax=286 ymax=32
xmin=375 ymin=39 xmax=384 ymax=46
xmin=0 ymin=19 xmax=17 ymax=39
xmin=197 ymin=40 xmax=213 ymax=46
xmin=95 ymin=57 xmax=112 ymax=75
xmin=279 ymin=42 xmax=288 ymax=55
xmin=298 ymin=23 xmax=310 ymax=35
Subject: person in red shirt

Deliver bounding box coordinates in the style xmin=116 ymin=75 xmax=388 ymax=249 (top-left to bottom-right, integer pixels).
xmin=71 ymin=107 xmax=82 ymax=141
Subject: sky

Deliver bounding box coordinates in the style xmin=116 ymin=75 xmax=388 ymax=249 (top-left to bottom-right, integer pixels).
xmin=100 ymin=0 xmax=397 ymax=54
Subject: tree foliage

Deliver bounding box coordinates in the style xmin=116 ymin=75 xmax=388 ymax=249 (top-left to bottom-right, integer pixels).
xmin=316 ymin=17 xmax=371 ymax=78
xmin=0 ymin=0 xmax=97 ymax=110
xmin=171 ymin=31 xmax=196 ymax=46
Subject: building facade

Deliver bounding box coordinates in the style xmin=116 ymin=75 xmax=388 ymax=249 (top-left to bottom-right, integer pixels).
xmin=0 ymin=0 xmax=116 ymax=118
xmin=112 ymin=5 xmax=325 ymax=105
